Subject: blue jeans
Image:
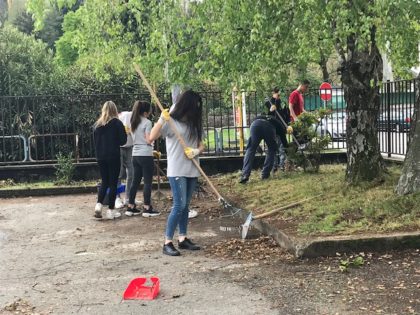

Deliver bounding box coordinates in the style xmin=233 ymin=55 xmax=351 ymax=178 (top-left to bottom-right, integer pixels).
xmin=165 ymin=177 xmax=198 ymax=240
xmin=273 ymin=137 xmax=286 ymax=170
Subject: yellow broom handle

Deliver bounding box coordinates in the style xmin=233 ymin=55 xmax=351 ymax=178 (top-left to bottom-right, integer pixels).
xmin=134 ymin=64 xmax=224 ymax=201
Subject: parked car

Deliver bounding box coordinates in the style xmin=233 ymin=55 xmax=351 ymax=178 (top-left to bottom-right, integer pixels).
xmin=315 ymin=111 xmax=347 ymax=141
xmin=378 ymin=111 xmax=411 ymax=132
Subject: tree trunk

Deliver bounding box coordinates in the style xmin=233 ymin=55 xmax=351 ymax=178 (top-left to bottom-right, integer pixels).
xmin=0 ymin=0 xmax=7 ymax=26
xmin=395 ymin=77 xmax=420 ymax=195
xmin=341 ymin=37 xmax=385 ymax=183
xmin=319 ymin=50 xmax=330 ymax=82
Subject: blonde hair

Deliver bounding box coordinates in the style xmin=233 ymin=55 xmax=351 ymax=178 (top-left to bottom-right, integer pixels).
xmin=95 ymin=101 xmax=118 ymax=128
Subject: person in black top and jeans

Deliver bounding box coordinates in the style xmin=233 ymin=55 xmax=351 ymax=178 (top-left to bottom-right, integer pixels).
xmin=93 ymin=101 xmax=127 ymax=220
xmin=264 ymin=87 xmax=290 ymax=171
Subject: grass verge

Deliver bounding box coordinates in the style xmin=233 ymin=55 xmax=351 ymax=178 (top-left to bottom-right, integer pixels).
xmin=213 ymin=165 xmax=420 ymax=236
xmin=0 ymin=180 xmax=98 ymax=190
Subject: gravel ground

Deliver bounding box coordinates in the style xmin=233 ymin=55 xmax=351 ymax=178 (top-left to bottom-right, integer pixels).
xmin=0 ymin=193 xmax=419 ymax=315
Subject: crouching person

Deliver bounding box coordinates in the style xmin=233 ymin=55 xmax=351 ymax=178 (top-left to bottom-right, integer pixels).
xmin=239 ymin=116 xmax=288 ymax=183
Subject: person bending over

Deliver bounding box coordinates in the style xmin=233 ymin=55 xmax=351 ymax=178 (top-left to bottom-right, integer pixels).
xmin=239 ymin=115 xmax=289 ymax=184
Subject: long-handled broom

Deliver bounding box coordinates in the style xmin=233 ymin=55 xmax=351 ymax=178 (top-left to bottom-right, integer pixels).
xmin=134 ymin=64 xmax=229 ymax=208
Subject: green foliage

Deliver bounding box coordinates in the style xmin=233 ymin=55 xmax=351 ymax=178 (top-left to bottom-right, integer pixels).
xmin=0 ymin=25 xmax=55 ymax=95
xmin=24 ymin=0 xmax=420 ymax=91
xmin=287 ymin=109 xmax=332 ymax=172
xmin=339 ymin=256 xmax=365 ymax=273
xmin=55 ymin=152 xmax=75 ymax=185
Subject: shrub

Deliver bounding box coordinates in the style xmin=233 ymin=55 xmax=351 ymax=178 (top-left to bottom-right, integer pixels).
xmin=287 ymin=109 xmax=332 ymax=173
xmin=54 ymin=152 xmax=75 ymax=185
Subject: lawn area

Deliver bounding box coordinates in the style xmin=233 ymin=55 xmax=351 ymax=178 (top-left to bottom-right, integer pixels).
xmin=213 ymin=165 xmax=420 ymax=236
xmin=0 ymin=180 xmax=98 ymax=190
xmin=204 ymin=128 xmax=250 ymax=151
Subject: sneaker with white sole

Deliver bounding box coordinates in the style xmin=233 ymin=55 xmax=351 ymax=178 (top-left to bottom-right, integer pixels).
xmin=125 ymin=207 xmax=141 ymax=216
xmin=94 ymin=203 xmax=102 ymax=218
xmin=142 ymin=206 xmax=161 ymax=218
xmin=188 ymin=209 xmax=198 ymax=219
xmin=106 ymin=209 xmax=121 ymax=220
xmin=115 ymin=197 xmax=124 ymax=209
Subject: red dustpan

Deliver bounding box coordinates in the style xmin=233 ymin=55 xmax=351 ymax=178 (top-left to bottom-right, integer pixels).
xmin=123 ymin=277 xmax=160 ymax=300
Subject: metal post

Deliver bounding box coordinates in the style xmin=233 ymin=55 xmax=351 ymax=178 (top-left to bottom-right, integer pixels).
xmin=387 ymin=80 xmax=391 ymax=157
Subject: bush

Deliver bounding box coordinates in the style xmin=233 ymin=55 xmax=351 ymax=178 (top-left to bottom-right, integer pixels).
xmin=287 ymin=108 xmax=332 ymax=173
xmin=54 ymin=152 xmax=75 ymax=185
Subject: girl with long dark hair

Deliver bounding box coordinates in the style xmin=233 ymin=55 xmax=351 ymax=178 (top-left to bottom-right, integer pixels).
xmin=150 ymin=90 xmax=204 ymax=256
xmin=125 ymin=101 xmax=160 ymax=217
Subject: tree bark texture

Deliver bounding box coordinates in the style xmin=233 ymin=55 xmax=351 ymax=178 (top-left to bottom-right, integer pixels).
xmin=341 ymin=36 xmax=385 ymax=183
xmin=395 ymin=77 xmax=420 ymax=195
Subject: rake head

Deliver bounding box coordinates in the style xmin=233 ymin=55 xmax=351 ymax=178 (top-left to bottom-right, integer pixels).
xmin=241 ymin=212 xmax=253 ymax=240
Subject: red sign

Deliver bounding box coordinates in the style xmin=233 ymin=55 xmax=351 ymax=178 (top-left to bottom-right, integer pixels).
xmin=319 ymin=82 xmax=332 ymax=101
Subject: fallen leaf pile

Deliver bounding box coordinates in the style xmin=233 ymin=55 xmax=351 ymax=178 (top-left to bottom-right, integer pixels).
xmin=206 ymin=236 xmax=294 ymax=262
xmin=2 ymin=299 xmax=44 ymax=315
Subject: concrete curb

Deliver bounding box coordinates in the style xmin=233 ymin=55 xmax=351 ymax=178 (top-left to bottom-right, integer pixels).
xmin=230 ymin=201 xmax=420 ymax=258
xmin=0 ymin=182 xmax=170 ymax=198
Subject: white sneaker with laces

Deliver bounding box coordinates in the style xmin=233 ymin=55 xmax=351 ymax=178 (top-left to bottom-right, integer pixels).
xmin=94 ymin=203 xmax=102 ymax=218
xmin=188 ymin=209 xmax=198 ymax=219
xmin=115 ymin=197 xmax=124 ymax=209
xmin=112 ymin=210 xmax=121 ymax=219
xmin=105 ymin=209 xmax=121 ymax=220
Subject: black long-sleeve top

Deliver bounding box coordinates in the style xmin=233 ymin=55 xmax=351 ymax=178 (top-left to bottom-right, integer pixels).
xmin=93 ymin=118 xmax=127 ymax=160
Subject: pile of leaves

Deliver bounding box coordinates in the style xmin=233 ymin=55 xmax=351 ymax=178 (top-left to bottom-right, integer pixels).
xmin=2 ymin=299 xmax=45 ymax=315
xmin=206 ymin=236 xmax=294 ymax=262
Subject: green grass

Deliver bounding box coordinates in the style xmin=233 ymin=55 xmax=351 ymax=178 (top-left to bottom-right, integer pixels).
xmin=205 ymin=128 xmax=249 ymax=151
xmin=214 ymin=165 xmax=420 ymax=236
xmin=0 ymin=180 xmax=98 ymax=190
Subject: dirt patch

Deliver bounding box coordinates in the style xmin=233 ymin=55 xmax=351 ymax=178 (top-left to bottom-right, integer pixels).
xmin=206 ymin=236 xmax=295 ymax=262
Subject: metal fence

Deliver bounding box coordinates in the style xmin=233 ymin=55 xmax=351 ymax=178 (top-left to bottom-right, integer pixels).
xmin=0 ymin=79 xmax=416 ymax=165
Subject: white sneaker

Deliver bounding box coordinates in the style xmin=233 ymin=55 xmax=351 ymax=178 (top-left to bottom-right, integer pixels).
xmin=112 ymin=210 xmax=121 ymax=219
xmin=105 ymin=209 xmax=121 ymax=220
xmin=188 ymin=209 xmax=198 ymax=219
xmin=94 ymin=203 xmax=102 ymax=218
xmin=115 ymin=197 xmax=124 ymax=209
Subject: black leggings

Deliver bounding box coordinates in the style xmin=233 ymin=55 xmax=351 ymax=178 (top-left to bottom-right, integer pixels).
xmin=97 ymin=158 xmax=120 ymax=209
xmin=129 ymin=156 xmax=154 ymax=206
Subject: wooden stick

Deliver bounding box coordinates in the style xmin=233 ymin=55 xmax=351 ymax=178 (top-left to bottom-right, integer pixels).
xmin=134 ymin=64 xmax=224 ymax=201
xmin=253 ymin=195 xmax=321 ymax=220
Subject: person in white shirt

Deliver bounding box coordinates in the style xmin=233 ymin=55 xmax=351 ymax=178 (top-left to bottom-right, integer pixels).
xmin=115 ymin=111 xmax=133 ymax=208
xmin=150 ymin=90 xmax=204 ymax=256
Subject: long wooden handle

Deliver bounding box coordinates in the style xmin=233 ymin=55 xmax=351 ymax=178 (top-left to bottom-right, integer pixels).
xmin=253 ymin=195 xmax=320 ymax=220
xmin=134 ymin=64 xmax=224 ymax=201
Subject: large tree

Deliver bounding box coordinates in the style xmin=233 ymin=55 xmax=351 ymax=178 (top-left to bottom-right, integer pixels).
xmin=395 ymin=75 xmax=420 ymax=195
xmin=283 ymin=0 xmax=419 ymax=184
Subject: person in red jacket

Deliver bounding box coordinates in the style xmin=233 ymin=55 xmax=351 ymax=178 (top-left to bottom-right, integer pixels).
xmin=289 ymin=79 xmax=310 ymax=122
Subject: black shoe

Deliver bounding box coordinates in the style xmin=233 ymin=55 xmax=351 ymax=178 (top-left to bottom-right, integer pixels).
xmin=142 ymin=206 xmax=161 ymax=218
xmin=125 ymin=207 xmax=141 ymax=216
xmin=178 ymin=238 xmax=201 ymax=250
xmin=239 ymin=176 xmax=249 ymax=184
xmin=273 ymin=167 xmax=278 ymax=174
xmin=261 ymin=175 xmax=270 ymax=180
xmin=163 ymin=242 xmax=181 ymax=256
